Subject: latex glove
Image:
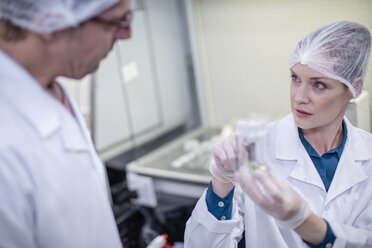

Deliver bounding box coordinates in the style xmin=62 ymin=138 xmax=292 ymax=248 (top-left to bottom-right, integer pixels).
xmin=209 ymin=135 xmax=248 ymax=184
xmin=235 ymin=170 xmax=311 ymax=229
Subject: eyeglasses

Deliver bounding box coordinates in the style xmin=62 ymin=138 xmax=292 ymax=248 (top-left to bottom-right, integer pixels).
xmin=92 ymin=9 xmax=133 ymax=32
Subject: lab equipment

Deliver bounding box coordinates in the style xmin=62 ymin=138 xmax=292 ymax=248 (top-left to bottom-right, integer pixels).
xmin=171 ymin=136 xmax=221 ymax=171
xmin=288 ymin=21 xmax=371 ymax=97
xmin=109 ymin=168 xmax=195 ymax=247
xmin=233 ymin=118 xmax=310 ymax=228
xmin=235 ymin=119 xmax=269 ymax=172
xmin=0 ymin=0 xmax=119 ymax=33
xmin=126 ymin=127 xmax=225 ymax=204
xmin=209 ymin=119 xmax=269 ymax=184
xmin=146 ymin=234 xmax=172 ymax=248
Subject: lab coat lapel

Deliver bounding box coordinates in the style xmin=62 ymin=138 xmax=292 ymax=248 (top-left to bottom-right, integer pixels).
xmin=58 ymin=91 xmax=91 ymax=153
xmin=0 ymin=50 xmax=90 ymax=153
xmin=23 ymin=87 xmax=89 ymax=152
xmin=289 ymin=156 xmax=326 ymax=191
xmin=64 ymin=88 xmax=106 ymax=182
xmin=65 ymin=91 xmax=90 ymax=146
xmin=59 ymin=114 xmax=90 ymax=152
xmin=275 ymin=115 xmax=325 ymax=190
xmin=325 ymin=119 xmax=370 ymax=205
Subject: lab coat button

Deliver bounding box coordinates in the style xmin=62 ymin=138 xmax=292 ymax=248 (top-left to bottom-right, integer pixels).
xmin=221 ymin=216 xmax=226 ymax=220
xmin=325 ymin=205 xmax=330 ymax=211
xmin=218 ymin=201 xmax=224 ymax=207
xmin=325 ymin=243 xmax=332 ymax=248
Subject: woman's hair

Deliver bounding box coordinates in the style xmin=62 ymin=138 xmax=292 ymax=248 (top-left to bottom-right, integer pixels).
xmin=289 ymin=21 xmax=371 ymax=97
xmin=0 ymin=19 xmax=28 ymax=41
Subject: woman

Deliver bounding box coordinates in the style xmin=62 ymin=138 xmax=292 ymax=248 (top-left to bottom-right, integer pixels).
xmin=184 ymin=21 xmax=372 ymax=247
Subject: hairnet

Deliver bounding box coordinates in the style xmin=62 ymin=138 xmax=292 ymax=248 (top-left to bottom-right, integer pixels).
xmin=0 ymin=0 xmax=120 ymax=34
xmin=289 ymin=21 xmax=371 ymax=97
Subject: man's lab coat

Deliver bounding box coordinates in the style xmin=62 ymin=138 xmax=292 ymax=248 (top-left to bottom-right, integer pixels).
xmin=185 ymin=114 xmax=372 ymax=248
xmin=0 ymin=50 xmax=122 ymax=248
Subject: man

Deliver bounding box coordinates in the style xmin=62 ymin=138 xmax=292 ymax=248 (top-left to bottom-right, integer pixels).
xmin=0 ymin=0 xmax=131 ymax=247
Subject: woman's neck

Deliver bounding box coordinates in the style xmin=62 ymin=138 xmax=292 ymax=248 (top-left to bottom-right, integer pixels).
xmin=302 ymin=120 xmax=344 ymax=156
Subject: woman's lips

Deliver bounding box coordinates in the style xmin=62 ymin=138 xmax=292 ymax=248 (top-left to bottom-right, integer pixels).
xmin=295 ymin=108 xmax=312 ymax=117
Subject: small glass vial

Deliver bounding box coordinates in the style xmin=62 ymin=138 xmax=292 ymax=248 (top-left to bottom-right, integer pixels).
xmin=235 ymin=119 xmax=269 ymax=172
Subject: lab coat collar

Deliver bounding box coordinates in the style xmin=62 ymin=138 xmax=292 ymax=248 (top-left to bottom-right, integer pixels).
xmin=275 ymin=114 xmax=301 ymax=161
xmin=343 ymin=117 xmax=372 ymax=161
xmin=0 ymin=49 xmax=90 ymax=152
xmin=275 ymin=114 xmax=370 ymax=197
xmin=325 ymin=118 xmax=370 ymax=205
xmin=275 ymin=115 xmax=326 ymax=189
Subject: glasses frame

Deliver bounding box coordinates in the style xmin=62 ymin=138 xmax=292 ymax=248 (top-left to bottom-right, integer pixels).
xmin=92 ymin=9 xmax=133 ymax=31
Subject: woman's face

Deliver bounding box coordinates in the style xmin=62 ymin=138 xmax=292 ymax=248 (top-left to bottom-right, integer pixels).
xmin=290 ymin=63 xmax=353 ymax=130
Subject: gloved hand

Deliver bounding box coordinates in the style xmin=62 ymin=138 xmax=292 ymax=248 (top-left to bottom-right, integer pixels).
xmin=235 ymin=170 xmax=311 ymax=229
xmin=209 ymin=135 xmax=248 ymax=184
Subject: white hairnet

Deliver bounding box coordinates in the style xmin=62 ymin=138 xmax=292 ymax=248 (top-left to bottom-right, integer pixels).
xmin=289 ymin=21 xmax=371 ymax=97
xmin=0 ymin=0 xmax=120 ymax=34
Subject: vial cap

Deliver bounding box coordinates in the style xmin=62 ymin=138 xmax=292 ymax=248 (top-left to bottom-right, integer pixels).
xmin=235 ymin=119 xmax=268 ymax=140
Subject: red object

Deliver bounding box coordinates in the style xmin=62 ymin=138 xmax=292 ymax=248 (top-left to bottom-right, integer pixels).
xmin=161 ymin=234 xmax=173 ymax=248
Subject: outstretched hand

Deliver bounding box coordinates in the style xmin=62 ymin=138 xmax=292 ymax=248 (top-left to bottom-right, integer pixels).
xmin=235 ymin=170 xmax=312 ymax=229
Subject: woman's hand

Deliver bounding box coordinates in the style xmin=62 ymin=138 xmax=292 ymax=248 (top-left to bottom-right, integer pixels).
xmin=209 ymin=135 xmax=248 ymax=184
xmin=235 ymin=170 xmax=311 ymax=229
xmin=209 ymin=135 xmax=248 ymax=197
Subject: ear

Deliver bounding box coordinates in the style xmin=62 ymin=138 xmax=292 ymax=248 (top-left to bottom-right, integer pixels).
xmin=36 ymin=30 xmax=70 ymax=55
xmin=353 ymin=77 xmax=364 ymax=97
xmin=38 ymin=28 xmax=71 ymax=43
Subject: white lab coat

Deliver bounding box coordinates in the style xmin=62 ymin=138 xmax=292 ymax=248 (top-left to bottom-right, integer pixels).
xmin=0 ymin=50 xmax=122 ymax=248
xmin=185 ymin=114 xmax=372 ymax=248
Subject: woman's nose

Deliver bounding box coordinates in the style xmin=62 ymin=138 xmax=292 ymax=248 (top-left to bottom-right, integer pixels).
xmin=294 ymin=84 xmax=310 ymax=104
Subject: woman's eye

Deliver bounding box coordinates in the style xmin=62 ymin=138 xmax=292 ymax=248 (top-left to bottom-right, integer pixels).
xmin=314 ymin=82 xmax=326 ymax=89
xmin=291 ymin=75 xmax=300 ymax=82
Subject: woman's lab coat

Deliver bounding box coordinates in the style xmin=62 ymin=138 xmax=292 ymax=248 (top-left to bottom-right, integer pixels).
xmin=0 ymin=50 xmax=122 ymax=247
xmin=185 ymin=114 xmax=372 ymax=248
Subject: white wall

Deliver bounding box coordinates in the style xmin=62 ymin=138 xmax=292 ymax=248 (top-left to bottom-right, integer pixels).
xmin=192 ymin=0 xmax=372 ymax=126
